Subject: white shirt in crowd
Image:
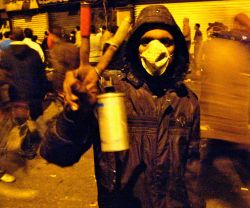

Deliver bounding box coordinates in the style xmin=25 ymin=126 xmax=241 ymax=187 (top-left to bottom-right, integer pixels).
xmin=23 ymin=37 xmax=45 ymax=62
xmin=89 ymin=32 xmax=102 ymax=64
xmin=75 ymin=30 xmax=81 ymax=48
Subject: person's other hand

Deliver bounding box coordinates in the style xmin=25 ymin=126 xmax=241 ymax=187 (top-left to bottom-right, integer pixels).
xmin=63 ymin=65 xmax=98 ymax=111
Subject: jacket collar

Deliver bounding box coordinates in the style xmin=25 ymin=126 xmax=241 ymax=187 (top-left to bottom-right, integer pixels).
xmin=10 ymin=41 xmax=26 ymax=45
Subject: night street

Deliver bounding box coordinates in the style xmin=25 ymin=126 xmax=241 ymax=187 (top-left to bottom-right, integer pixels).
xmin=1 ymin=143 xmax=250 ymax=208
xmin=0 ymin=149 xmax=98 ymax=208
xmin=0 ymin=0 xmax=249 ymax=208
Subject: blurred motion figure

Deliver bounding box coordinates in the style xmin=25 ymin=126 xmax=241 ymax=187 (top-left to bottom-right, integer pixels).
xmin=197 ymin=13 xmax=250 ymax=208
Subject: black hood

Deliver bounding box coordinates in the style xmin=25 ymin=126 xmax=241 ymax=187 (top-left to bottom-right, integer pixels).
xmin=126 ymin=5 xmax=189 ymax=90
xmin=9 ymin=44 xmax=35 ymax=60
xmin=0 ymin=43 xmax=50 ymax=119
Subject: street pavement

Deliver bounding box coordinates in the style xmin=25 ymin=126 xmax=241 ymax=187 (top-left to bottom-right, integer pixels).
xmin=1 ymin=144 xmax=250 ymax=208
xmin=0 ymin=149 xmax=98 ymax=208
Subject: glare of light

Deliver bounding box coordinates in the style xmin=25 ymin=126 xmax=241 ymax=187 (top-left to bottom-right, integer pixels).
xmin=242 ymin=35 xmax=248 ymax=40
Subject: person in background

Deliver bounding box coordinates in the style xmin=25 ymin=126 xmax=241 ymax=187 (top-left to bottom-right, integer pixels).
xmin=41 ymin=31 xmax=49 ymax=52
xmin=100 ymin=25 xmax=112 ymax=51
xmin=233 ymin=13 xmax=250 ymax=33
xmin=69 ymin=30 xmax=76 ymax=44
xmin=32 ymin=35 xmax=42 ymax=45
xmin=41 ymin=31 xmax=49 ymax=66
xmin=0 ymin=31 xmax=11 ymax=51
xmin=229 ymin=13 xmax=250 ymax=44
xmin=47 ymin=26 xmax=63 ymax=50
xmin=0 ymin=21 xmax=10 ymax=36
xmin=40 ymin=5 xmax=204 ymax=208
xmin=34 ymin=35 xmax=80 ymax=140
xmin=0 ymin=27 xmax=50 ymax=182
xmin=89 ymin=25 xmax=102 ymax=66
xmin=193 ymin=23 xmax=203 ymax=68
xmin=46 ymin=26 xmax=67 ymax=70
xmin=23 ymin=28 xmax=45 ymax=63
xmin=74 ymin=25 xmax=81 ymax=48
xmin=0 ymin=27 xmax=50 ymax=160
xmin=182 ymin=17 xmax=191 ymax=51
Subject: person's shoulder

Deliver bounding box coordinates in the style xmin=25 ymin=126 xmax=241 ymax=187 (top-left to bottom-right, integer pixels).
xmin=0 ymin=39 xmax=10 ymax=45
xmin=24 ymin=45 xmax=44 ymax=62
xmin=182 ymin=87 xmax=200 ymax=112
xmin=5 ymin=43 xmax=28 ymax=53
xmin=33 ymin=41 xmax=42 ymax=48
xmin=185 ymin=86 xmax=199 ymax=103
xmin=177 ymin=83 xmax=199 ymax=101
xmin=29 ymin=40 xmax=42 ymax=49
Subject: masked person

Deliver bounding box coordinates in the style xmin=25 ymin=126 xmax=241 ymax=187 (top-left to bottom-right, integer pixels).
xmin=40 ymin=5 xmax=204 ymax=208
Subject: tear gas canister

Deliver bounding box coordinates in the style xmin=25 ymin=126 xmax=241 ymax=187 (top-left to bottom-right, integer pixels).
xmin=96 ymin=92 xmax=129 ymax=152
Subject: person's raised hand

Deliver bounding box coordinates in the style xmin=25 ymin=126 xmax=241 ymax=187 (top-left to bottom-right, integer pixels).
xmin=63 ymin=16 xmax=131 ymax=111
xmin=63 ymin=64 xmax=98 ymax=111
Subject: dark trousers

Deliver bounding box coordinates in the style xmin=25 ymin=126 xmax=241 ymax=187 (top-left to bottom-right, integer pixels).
xmin=20 ymin=130 xmax=41 ymax=160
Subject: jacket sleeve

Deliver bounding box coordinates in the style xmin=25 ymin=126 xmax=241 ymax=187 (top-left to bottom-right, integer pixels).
xmin=184 ymin=102 xmax=205 ymax=208
xmin=40 ymin=107 xmax=99 ymax=167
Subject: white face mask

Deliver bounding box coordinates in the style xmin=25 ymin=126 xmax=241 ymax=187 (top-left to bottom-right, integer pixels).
xmin=140 ymin=40 xmax=172 ymax=76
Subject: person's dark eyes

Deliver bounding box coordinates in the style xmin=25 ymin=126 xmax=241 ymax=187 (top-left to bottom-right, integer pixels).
xmin=139 ymin=38 xmax=152 ymax=46
xmin=160 ymin=38 xmax=174 ymax=46
xmin=139 ymin=38 xmax=174 ymax=47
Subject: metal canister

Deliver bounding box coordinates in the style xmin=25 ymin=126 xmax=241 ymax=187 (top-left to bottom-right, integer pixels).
xmin=96 ymin=92 xmax=129 ymax=152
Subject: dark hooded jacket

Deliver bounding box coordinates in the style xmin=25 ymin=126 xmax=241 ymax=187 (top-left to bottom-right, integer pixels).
xmin=0 ymin=43 xmax=50 ymax=119
xmin=40 ymin=5 xmax=203 ymax=208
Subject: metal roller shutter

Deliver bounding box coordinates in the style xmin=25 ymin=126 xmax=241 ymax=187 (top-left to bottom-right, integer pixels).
xmin=135 ymin=0 xmax=250 ymax=52
xmin=11 ymin=12 xmax=49 ymax=41
xmin=48 ymin=7 xmax=113 ymax=35
xmin=48 ymin=11 xmax=80 ymax=35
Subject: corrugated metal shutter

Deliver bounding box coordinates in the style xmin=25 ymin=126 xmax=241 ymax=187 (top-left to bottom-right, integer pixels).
xmin=48 ymin=11 xmax=80 ymax=35
xmin=11 ymin=12 xmax=49 ymax=41
xmin=135 ymin=0 xmax=250 ymax=52
xmin=48 ymin=7 xmax=110 ymax=35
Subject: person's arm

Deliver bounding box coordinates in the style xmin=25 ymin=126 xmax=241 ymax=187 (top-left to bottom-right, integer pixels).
xmin=41 ymin=16 xmax=132 ymax=166
xmin=193 ymin=31 xmax=198 ymax=43
xmin=40 ymin=104 xmax=98 ymax=167
xmin=183 ymin=25 xmax=191 ymax=39
xmin=37 ymin=44 xmax=45 ymax=63
xmin=184 ymin=101 xmax=205 ymax=208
